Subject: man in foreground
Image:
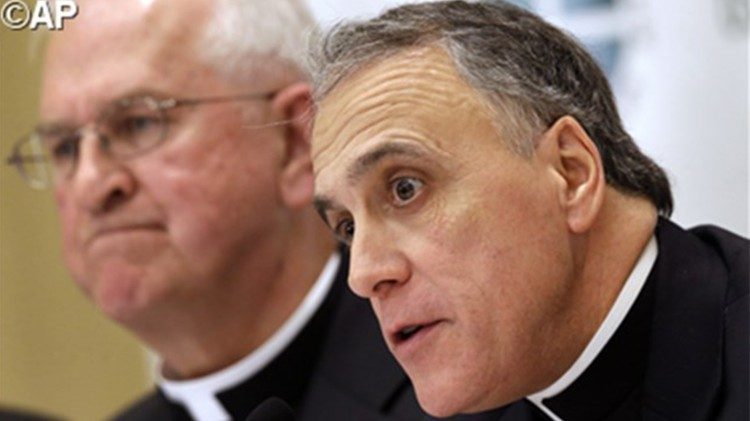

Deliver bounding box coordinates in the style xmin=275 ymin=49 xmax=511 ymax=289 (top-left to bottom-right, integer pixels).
xmin=5 ymin=1 xmax=507 ymax=419
xmin=309 ymin=1 xmax=749 ymax=419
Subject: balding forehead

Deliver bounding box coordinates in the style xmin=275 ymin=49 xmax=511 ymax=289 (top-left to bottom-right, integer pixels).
xmin=48 ymin=0 xmax=210 ymax=56
xmin=44 ymin=0 xmax=214 ymax=77
xmin=41 ymin=0 xmax=217 ymax=121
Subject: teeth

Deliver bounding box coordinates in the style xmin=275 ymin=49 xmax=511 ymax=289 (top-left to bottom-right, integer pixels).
xmin=399 ymin=325 xmax=422 ymax=340
xmin=402 ymin=326 xmax=419 ymax=335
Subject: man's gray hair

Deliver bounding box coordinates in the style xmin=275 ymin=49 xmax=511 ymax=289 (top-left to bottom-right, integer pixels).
xmin=308 ymin=0 xmax=673 ymax=215
xmin=200 ymin=0 xmax=316 ymax=81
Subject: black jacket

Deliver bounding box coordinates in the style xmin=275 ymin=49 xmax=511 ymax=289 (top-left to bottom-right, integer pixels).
xmin=499 ymin=218 xmax=749 ymax=420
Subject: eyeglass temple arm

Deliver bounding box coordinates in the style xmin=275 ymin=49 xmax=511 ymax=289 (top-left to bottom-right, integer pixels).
xmin=168 ymin=91 xmax=278 ymax=108
xmin=6 ymin=155 xmax=48 ymax=165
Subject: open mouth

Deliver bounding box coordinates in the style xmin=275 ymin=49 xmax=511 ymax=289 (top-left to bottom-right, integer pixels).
xmin=393 ymin=320 xmax=442 ymax=345
xmin=397 ymin=325 xmax=423 ymax=342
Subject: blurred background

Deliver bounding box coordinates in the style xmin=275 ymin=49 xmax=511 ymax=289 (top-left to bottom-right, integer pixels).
xmin=1 ymin=0 xmax=747 ymax=419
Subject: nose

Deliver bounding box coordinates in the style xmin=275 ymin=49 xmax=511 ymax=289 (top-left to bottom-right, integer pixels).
xmin=70 ymin=132 xmax=136 ymax=214
xmin=347 ymin=221 xmax=411 ymax=299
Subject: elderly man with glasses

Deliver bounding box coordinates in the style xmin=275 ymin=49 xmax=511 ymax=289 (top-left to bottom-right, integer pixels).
xmin=6 ymin=1 xmax=510 ymax=420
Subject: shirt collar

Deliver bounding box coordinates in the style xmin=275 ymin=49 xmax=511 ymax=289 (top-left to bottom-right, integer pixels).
xmin=158 ymin=252 xmax=341 ymax=421
xmin=526 ymin=236 xmax=658 ymax=420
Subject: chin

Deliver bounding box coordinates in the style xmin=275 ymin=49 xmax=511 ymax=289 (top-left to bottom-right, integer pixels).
xmin=412 ymin=377 xmax=480 ymax=418
xmin=417 ymin=388 xmax=513 ymax=418
xmin=89 ymin=265 xmax=148 ymax=324
xmin=412 ymin=367 xmax=518 ymax=417
xmin=94 ymin=280 xmax=142 ymax=323
xmin=417 ymin=397 xmax=461 ymax=418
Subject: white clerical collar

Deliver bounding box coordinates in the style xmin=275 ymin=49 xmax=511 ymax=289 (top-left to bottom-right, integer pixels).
xmin=158 ymin=252 xmax=341 ymax=421
xmin=526 ymin=236 xmax=658 ymax=421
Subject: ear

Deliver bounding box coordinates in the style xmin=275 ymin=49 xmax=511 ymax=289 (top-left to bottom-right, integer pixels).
xmin=537 ymin=116 xmax=605 ymax=233
xmin=270 ymin=82 xmax=315 ymax=210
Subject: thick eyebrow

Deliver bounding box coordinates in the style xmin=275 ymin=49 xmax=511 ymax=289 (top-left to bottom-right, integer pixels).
xmin=35 ymin=121 xmax=77 ymax=134
xmin=36 ymin=88 xmax=174 ymax=132
xmin=346 ymin=142 xmax=427 ymax=183
xmin=110 ymin=88 xmax=174 ymax=102
xmin=313 ymin=195 xmax=337 ymax=227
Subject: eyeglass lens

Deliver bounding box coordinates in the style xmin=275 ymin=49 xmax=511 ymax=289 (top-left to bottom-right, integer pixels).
xmin=13 ymin=97 xmax=168 ymax=188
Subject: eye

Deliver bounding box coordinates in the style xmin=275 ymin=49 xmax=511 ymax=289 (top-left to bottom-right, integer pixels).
xmin=113 ymin=115 xmax=161 ymax=137
xmin=105 ymin=103 xmax=165 ymax=146
xmin=48 ymin=134 xmax=80 ymax=161
xmin=390 ymin=176 xmax=424 ymax=206
xmin=334 ymin=217 xmax=355 ymax=244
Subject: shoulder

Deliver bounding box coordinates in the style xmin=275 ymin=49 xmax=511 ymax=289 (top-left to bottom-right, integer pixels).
xmin=688 ymin=224 xmax=749 ymax=420
xmin=687 ymin=223 xmax=749 ymax=304
xmin=655 ymin=218 xmax=748 ymax=305
xmin=654 ymin=218 xmax=748 ymax=419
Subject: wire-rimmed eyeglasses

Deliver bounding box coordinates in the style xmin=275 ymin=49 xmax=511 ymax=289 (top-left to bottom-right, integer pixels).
xmin=5 ymin=91 xmax=278 ymax=190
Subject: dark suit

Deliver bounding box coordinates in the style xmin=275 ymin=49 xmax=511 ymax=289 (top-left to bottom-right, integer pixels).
xmin=113 ymin=250 xmax=505 ymax=421
xmin=499 ymin=218 xmax=748 ymax=420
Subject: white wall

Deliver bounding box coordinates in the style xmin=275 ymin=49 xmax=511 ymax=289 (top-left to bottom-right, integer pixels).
xmin=305 ymin=0 xmax=424 ymax=25
xmin=624 ymin=0 xmax=748 ymax=235
xmin=304 ymin=0 xmax=749 ymax=235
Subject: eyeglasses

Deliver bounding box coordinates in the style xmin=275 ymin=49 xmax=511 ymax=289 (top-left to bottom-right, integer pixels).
xmin=5 ymin=91 xmax=277 ymax=190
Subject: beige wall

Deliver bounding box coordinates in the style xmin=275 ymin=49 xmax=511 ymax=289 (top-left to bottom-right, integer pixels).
xmin=0 ymin=16 xmax=150 ymax=421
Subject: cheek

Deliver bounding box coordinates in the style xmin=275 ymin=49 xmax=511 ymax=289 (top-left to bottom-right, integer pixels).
xmin=142 ymin=135 xmax=282 ymax=271
xmin=402 ymin=194 xmax=508 ymax=346
xmin=54 ymin=190 xmax=90 ymax=291
xmin=415 ymin=175 xmax=569 ymax=350
xmin=370 ymin=301 xmax=387 ymax=336
xmin=468 ymin=181 xmax=569 ymax=317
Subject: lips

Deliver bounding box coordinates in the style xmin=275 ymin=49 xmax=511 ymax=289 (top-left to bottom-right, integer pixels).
xmin=397 ymin=325 xmax=423 ymax=342
xmin=84 ymin=221 xmax=165 ymax=247
xmin=388 ymin=319 xmax=445 ymax=348
xmin=379 ymin=299 xmax=450 ymax=363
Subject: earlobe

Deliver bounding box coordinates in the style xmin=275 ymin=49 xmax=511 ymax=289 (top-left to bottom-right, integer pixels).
xmin=542 ymin=116 xmax=605 ymax=233
xmin=273 ymin=82 xmax=316 ymax=209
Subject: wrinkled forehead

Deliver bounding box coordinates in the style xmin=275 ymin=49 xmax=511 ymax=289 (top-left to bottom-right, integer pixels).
xmin=311 ymin=45 xmax=494 ymax=176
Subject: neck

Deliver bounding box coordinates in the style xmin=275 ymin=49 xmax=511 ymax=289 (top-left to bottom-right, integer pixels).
xmin=542 ymin=188 xmax=658 ymax=388
xmin=133 ymin=208 xmax=337 ymax=379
